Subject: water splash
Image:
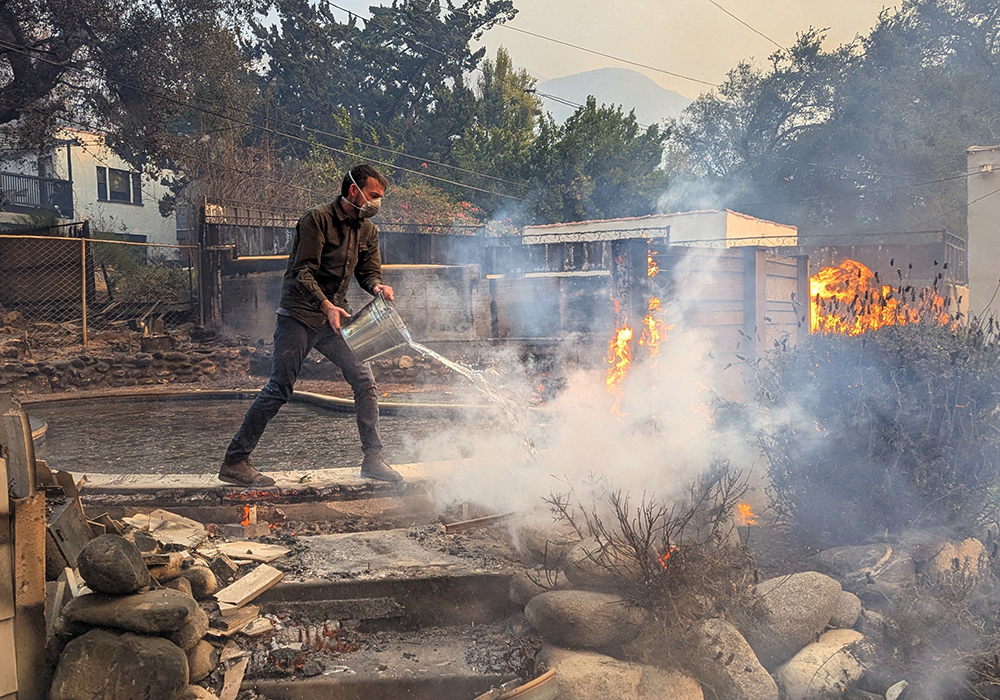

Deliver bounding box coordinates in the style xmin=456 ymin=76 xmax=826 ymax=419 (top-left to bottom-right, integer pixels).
xmin=404 ymin=333 xmax=537 ymax=457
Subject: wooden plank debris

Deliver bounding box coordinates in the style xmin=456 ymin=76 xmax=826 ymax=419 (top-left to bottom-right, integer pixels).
xmin=214 ymin=564 xmax=283 ymax=609
xmin=219 ymin=640 xmax=247 ymax=662
xmin=45 ymin=498 xmax=93 ymax=579
xmin=45 ymin=580 xmax=68 ymax=639
xmin=12 ymin=493 xmax=46 ymax=700
xmin=215 ymin=542 xmax=289 ymax=563
xmin=444 ymin=512 xmax=513 ymax=533
xmin=0 ymin=393 xmax=36 ymax=499
xmin=0 ymin=618 xmax=17 ymax=696
xmin=122 ymin=509 xmax=207 ymax=548
xmin=240 ymin=618 xmax=273 ymax=636
xmin=208 ymin=605 xmax=260 ymax=635
xmin=219 ymin=657 xmax=248 ymax=700
xmin=0 ymin=456 xmax=12 ymax=622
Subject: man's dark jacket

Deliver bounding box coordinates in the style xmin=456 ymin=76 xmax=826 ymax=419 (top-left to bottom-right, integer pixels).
xmin=278 ymin=199 xmax=384 ymax=329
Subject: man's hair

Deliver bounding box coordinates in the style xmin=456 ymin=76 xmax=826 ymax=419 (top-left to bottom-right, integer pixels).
xmin=341 ymin=164 xmax=388 ymax=198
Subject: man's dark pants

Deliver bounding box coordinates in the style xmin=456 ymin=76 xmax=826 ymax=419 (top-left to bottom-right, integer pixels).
xmin=224 ymin=314 xmax=382 ymax=464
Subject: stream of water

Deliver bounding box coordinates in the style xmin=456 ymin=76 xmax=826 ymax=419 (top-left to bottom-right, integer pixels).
xmin=404 ymin=334 xmax=538 ymax=457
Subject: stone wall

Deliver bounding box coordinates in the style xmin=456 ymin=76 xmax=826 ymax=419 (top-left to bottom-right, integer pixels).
xmin=0 ymin=342 xmax=251 ymax=394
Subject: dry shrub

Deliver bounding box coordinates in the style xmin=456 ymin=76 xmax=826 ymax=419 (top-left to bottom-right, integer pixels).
xmin=753 ymin=321 xmax=1000 ymax=547
xmin=542 ymin=464 xmax=759 ymax=662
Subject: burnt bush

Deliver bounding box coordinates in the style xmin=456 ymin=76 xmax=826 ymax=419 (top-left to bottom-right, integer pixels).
xmin=753 ymin=321 xmax=1000 ymax=546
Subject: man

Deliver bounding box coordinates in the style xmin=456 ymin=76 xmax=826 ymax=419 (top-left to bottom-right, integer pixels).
xmin=219 ymin=163 xmax=402 ymax=486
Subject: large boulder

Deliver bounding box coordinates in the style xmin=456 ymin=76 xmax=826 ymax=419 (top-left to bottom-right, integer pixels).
xmin=50 ymin=628 xmax=188 ymax=700
xmin=562 ymin=538 xmax=639 ymax=591
xmin=926 ymin=538 xmax=986 ymax=585
xmin=62 ymin=589 xmax=197 ymax=635
xmin=830 ymin=591 xmax=862 ymax=629
xmin=525 ymin=590 xmax=647 ymax=650
xmin=510 ymin=569 xmax=550 ymax=608
xmin=178 ymin=566 xmax=218 ymax=600
xmin=170 ymin=606 xmax=209 ymax=651
xmin=76 ymin=534 xmax=150 ymax=595
xmin=541 ymin=646 xmax=703 ymax=700
xmin=738 ymin=571 xmax=842 ymax=669
xmin=688 ymin=618 xmax=777 ymax=700
xmin=511 ymin=520 xmax=580 ymax=568
xmin=814 ymin=544 xmax=915 ymax=602
xmin=775 ymin=629 xmax=866 ymax=700
xmin=186 ymin=640 xmax=219 ymax=683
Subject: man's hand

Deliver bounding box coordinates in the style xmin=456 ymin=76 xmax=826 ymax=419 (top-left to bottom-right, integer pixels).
xmin=373 ymin=284 xmax=395 ymax=302
xmin=320 ymin=299 xmax=351 ymax=331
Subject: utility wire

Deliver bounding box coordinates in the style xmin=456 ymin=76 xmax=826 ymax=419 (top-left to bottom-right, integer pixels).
xmin=324 ymin=1 xmax=660 ymax=129
xmin=483 ymin=22 xmax=718 ymax=87
xmin=0 ymin=39 xmax=523 ymax=200
xmin=702 ymin=0 xmax=783 ymax=49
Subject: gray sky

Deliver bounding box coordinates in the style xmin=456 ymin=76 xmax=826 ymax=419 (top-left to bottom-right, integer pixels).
xmin=330 ymin=0 xmax=890 ymax=99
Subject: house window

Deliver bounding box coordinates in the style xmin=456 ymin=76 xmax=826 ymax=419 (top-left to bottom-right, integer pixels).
xmin=96 ymin=166 xmax=142 ymax=204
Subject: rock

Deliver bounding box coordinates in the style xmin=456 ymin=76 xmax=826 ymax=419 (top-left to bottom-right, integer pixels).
xmin=397 ymin=355 xmax=415 ymax=369
xmin=171 ymin=606 xmax=209 ymax=651
xmin=76 ymin=534 xmax=150 ymax=595
xmin=186 ymin=640 xmax=219 ymax=683
xmin=50 ymin=628 xmax=188 ymax=700
xmin=149 ymin=552 xmax=185 ymax=582
xmin=563 ymin=537 xmax=637 ymax=590
xmin=524 ymin=590 xmax=647 ymax=650
xmin=180 ymin=566 xmax=219 ymax=599
xmin=738 ymin=571 xmax=842 ymax=669
xmin=166 ymin=576 xmax=194 ymax=598
xmin=688 ymin=618 xmax=777 ymax=700
xmin=927 ymin=538 xmax=985 ymax=584
xmin=62 ymin=589 xmax=197 ymax=635
xmin=301 ymin=660 xmax=324 ymax=676
xmin=541 ymin=646 xmax=703 ymax=700
xmin=181 ymin=686 xmax=220 ymax=700
xmin=814 ymin=544 xmax=915 ymax=602
xmin=885 ymin=680 xmax=910 ymax=700
xmin=511 ymin=520 xmax=580 ymax=568
xmin=830 ymin=591 xmax=862 ymax=629
xmin=509 ymin=569 xmax=549 ymax=607
xmin=775 ymin=629 xmax=866 ymax=700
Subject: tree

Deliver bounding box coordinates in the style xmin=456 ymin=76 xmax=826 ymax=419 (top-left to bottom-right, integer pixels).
xmin=451 ymin=46 xmax=541 ymax=209
xmin=528 ymin=97 xmax=668 ymax=224
xmin=0 ymin=0 xmax=256 ymax=163
xmin=250 ymin=0 xmax=515 ymax=164
xmin=669 ymin=1 xmax=1000 ymax=237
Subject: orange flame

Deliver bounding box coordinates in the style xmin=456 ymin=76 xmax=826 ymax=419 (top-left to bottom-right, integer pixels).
xmin=658 ymin=546 xmax=678 ymax=569
xmin=241 ymin=505 xmax=251 ymax=527
xmin=638 ymin=297 xmax=673 ymax=359
xmin=647 ymin=251 xmax=659 ymax=278
xmin=606 ymin=326 xmax=634 ymax=415
xmin=736 ymin=503 xmax=756 ymax=526
xmin=810 ymin=259 xmax=950 ymax=336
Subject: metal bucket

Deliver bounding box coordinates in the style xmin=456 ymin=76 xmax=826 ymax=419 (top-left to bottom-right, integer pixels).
xmin=341 ymin=294 xmax=411 ymax=363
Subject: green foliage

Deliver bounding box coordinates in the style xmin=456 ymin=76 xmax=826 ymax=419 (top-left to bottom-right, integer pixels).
xmin=0 ymin=0 xmax=257 ymax=163
xmin=528 ymin=97 xmax=669 ymax=224
xmin=670 ymin=0 xmax=1000 ymax=236
xmin=754 ymin=322 xmax=1000 ymax=546
xmin=451 ymin=47 xmax=541 ymax=209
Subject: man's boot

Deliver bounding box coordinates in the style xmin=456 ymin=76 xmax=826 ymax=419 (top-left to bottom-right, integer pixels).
xmin=360 ymin=451 xmax=403 ymax=482
xmin=218 ymin=459 xmax=276 ymax=487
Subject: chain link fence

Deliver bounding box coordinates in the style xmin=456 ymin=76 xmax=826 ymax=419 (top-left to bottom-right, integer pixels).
xmin=0 ymin=233 xmax=199 ymax=348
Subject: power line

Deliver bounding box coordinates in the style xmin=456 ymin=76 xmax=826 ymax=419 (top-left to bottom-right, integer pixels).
xmin=484 ymin=22 xmax=718 ymax=88
xmin=324 ymin=1 xmax=661 ymax=129
xmin=0 ymin=39 xmax=523 ymax=200
xmin=702 ymin=0 xmax=783 ymax=50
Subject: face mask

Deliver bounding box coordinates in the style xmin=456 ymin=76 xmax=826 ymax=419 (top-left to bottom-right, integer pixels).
xmin=345 ymin=172 xmax=382 ymax=219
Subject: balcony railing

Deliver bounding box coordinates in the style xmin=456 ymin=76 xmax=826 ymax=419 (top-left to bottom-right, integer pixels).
xmin=0 ymin=172 xmax=74 ymax=218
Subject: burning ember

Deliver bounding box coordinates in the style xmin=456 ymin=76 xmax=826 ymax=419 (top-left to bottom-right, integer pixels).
xmin=810 ymin=259 xmax=950 ymax=336
xmin=658 ymin=545 xmax=678 ymax=569
xmin=606 ymin=326 xmax=634 ymax=415
xmin=736 ymin=503 xmax=756 ymax=526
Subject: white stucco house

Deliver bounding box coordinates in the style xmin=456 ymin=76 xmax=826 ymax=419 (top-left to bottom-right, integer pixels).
xmin=0 ymin=128 xmax=178 ymax=248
